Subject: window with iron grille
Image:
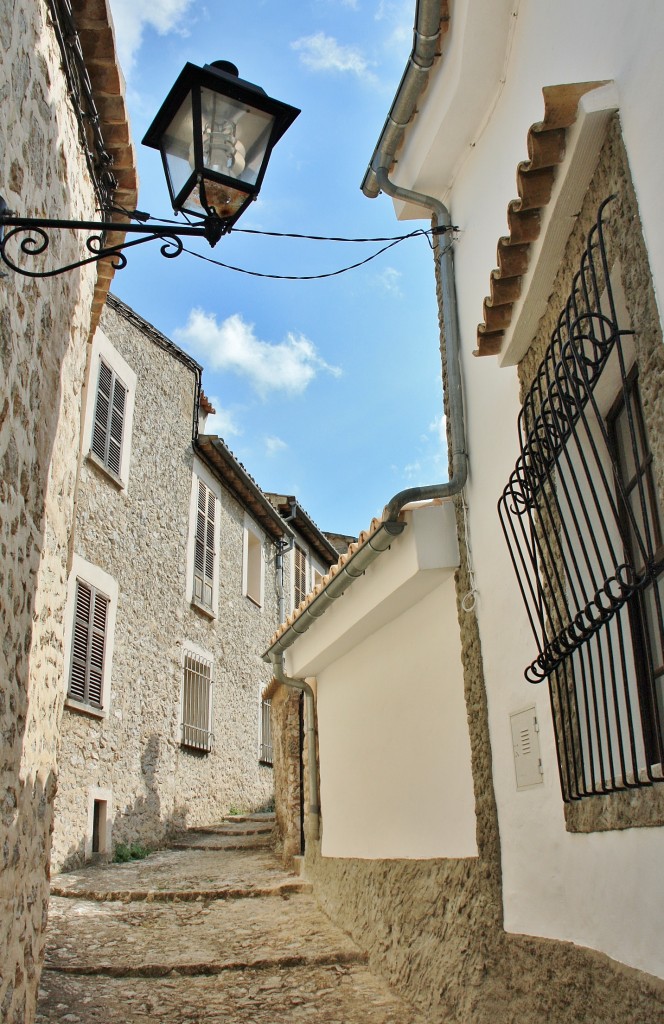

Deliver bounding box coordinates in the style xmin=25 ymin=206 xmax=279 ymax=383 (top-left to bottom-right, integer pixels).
xmin=68 ymin=579 xmax=108 ymax=709
xmin=294 ymin=544 xmax=308 ymax=608
xmin=193 ymin=478 xmax=216 ymax=610
xmin=499 ymin=196 xmax=664 ymax=801
xmin=91 ymin=357 xmax=127 ymax=478
xmin=181 ymin=651 xmax=213 ymax=752
xmin=259 ymin=697 xmax=273 ymax=766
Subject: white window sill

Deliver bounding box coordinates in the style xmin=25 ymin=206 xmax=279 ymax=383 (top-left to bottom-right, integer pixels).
xmin=65 ymin=697 xmax=106 ymax=719
xmin=245 ymin=593 xmax=263 ymax=609
xmin=190 ymin=598 xmax=216 ymax=620
xmin=86 ymin=450 xmax=125 ymax=490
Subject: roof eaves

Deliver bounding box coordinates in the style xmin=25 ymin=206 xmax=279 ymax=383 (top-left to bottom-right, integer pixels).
xmin=106 ymin=294 xmax=203 ymax=374
xmin=72 ymin=0 xmax=138 ymax=340
xmin=475 ymin=81 xmax=610 ymax=357
xmin=195 ymin=436 xmax=293 ymax=543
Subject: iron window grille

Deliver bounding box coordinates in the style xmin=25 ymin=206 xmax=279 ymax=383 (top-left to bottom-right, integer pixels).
xmin=499 ymin=196 xmax=664 ymax=801
xmin=91 ymin=358 xmax=127 ymax=478
xmin=259 ymin=697 xmax=273 ymax=766
xmin=181 ymin=651 xmax=214 ymax=752
xmin=193 ymin=479 xmax=216 ymax=609
xmin=69 ymin=579 xmax=108 ymax=708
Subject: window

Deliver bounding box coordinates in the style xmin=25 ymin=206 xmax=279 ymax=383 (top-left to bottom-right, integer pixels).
xmin=69 ymin=579 xmax=108 ymax=709
xmin=294 ymin=544 xmax=308 ymax=608
xmin=65 ymin=556 xmax=118 ymax=717
xmin=243 ymin=516 xmax=264 ymax=607
xmin=181 ymin=650 xmax=213 ymax=752
xmin=607 ymin=368 xmax=664 ymax=767
xmin=83 ymin=328 xmax=136 ymax=489
xmin=91 ymin=358 xmax=127 ymax=477
xmin=499 ymin=197 xmax=664 ymax=801
xmin=259 ymin=696 xmax=273 ymax=766
xmin=193 ymin=478 xmax=216 ymax=610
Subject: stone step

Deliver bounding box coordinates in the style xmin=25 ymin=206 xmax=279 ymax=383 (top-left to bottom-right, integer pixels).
xmin=51 ymin=848 xmax=304 ymax=903
xmin=37 ymin=963 xmax=429 ymax=1024
xmin=171 ymin=831 xmax=273 ymax=852
xmin=44 ymin=891 xmax=363 ymax=976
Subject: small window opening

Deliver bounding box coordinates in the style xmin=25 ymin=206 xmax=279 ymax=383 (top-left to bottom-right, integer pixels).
xmin=92 ymin=799 xmax=107 ymax=854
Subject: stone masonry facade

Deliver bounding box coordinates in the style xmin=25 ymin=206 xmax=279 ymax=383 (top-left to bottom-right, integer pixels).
xmin=0 ymin=3 xmax=114 ymax=1020
xmin=291 ymin=128 xmax=664 ymax=1022
xmin=51 ymin=296 xmax=277 ymax=871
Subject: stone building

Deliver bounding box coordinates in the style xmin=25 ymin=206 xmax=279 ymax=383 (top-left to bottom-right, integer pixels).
xmin=265 ymin=2 xmax=664 ymax=1022
xmin=0 ymin=1 xmax=134 ymax=1019
xmin=52 ymin=294 xmax=301 ymax=869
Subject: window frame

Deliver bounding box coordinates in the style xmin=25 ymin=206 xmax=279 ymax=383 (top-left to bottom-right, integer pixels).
xmin=180 ymin=645 xmax=214 ymax=753
xmin=64 ymin=555 xmax=118 ymax=718
xmin=82 ymin=327 xmax=136 ymax=490
xmin=243 ymin=514 xmax=265 ymax=608
xmin=186 ymin=461 xmax=221 ymax=618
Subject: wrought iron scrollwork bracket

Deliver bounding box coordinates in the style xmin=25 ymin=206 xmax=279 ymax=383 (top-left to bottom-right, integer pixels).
xmin=0 ymin=197 xmax=225 ymax=279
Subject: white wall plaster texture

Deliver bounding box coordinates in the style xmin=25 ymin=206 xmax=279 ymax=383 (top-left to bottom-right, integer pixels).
xmin=51 ymin=300 xmax=275 ymax=872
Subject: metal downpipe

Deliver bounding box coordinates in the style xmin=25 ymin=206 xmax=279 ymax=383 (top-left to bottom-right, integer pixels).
xmin=374 ymin=168 xmax=468 ymax=520
xmin=271 ymin=654 xmax=320 ymax=842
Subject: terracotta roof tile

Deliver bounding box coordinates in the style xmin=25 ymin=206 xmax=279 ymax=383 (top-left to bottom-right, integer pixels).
xmin=265 ymin=513 xmax=390 ymax=651
xmin=475 ymin=81 xmax=608 ymax=357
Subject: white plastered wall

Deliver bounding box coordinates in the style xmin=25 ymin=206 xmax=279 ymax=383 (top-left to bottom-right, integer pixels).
xmin=389 ymin=0 xmax=664 ymax=979
xmin=314 ymin=578 xmax=477 ymax=860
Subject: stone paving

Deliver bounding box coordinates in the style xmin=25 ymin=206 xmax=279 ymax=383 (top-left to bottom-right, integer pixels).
xmin=37 ymin=816 xmax=428 ymax=1023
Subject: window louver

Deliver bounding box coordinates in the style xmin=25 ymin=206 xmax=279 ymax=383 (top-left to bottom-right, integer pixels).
xmin=69 ymin=580 xmax=108 ymax=708
xmin=194 ymin=479 xmax=216 ymax=608
xmin=91 ymin=358 xmax=126 ymax=477
xmin=294 ymin=545 xmax=307 ymax=608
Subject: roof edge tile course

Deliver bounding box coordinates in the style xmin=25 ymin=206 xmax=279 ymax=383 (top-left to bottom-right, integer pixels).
xmin=475 ymin=81 xmax=608 ymax=357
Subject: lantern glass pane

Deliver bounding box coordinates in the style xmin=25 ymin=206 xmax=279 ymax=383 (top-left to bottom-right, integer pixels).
xmin=182 ymin=180 xmax=249 ymax=220
xmin=162 ymin=92 xmax=196 ymax=202
xmin=200 ymin=87 xmax=275 ymax=186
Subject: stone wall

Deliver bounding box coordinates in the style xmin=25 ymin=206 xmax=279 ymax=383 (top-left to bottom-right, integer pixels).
xmin=268 ymin=683 xmax=302 ymax=866
xmin=51 ymin=298 xmax=275 ymax=871
xmin=0 ymin=2 xmax=103 ymax=1019
xmin=299 ymin=177 xmax=664 ymax=1021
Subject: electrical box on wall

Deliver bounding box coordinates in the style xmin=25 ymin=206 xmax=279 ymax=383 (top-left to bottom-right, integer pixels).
xmin=510 ymin=706 xmax=544 ymax=790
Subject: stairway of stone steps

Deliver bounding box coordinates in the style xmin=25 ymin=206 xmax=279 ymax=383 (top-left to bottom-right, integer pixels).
xmin=37 ymin=815 xmax=427 ymax=1023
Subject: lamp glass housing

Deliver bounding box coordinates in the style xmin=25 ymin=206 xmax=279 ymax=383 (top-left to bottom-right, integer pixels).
xmin=143 ymin=62 xmax=300 ymax=228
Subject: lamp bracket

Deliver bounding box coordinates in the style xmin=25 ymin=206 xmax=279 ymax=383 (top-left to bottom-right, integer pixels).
xmin=0 ymin=199 xmax=226 ymax=279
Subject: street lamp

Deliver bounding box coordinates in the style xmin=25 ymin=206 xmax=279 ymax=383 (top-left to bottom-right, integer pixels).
xmin=0 ymin=61 xmax=300 ymax=277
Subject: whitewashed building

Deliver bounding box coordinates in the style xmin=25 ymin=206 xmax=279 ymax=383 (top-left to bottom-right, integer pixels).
xmin=265 ymin=3 xmax=664 ymax=1021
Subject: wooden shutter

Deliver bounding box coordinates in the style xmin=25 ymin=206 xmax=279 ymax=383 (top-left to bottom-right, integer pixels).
xmin=194 ymin=479 xmax=216 ymax=608
xmin=91 ymin=358 xmax=126 ymax=476
xmin=294 ymin=545 xmax=307 ymax=608
xmin=69 ymin=580 xmax=108 ymax=708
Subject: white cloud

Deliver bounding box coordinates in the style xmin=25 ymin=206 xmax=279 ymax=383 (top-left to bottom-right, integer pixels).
xmin=174 ymin=309 xmax=342 ymax=398
xmin=204 ymin=398 xmax=242 ymax=438
xmin=108 ymin=0 xmax=194 ymax=76
xmin=265 ymin=435 xmax=288 ymax=457
xmin=429 ymin=412 xmax=447 ymax=445
xmin=374 ymin=266 xmax=403 ymax=296
xmin=291 ymin=32 xmax=375 ymax=80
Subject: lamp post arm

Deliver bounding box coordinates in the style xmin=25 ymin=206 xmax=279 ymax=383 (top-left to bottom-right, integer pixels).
xmin=0 ymin=202 xmax=226 ymax=278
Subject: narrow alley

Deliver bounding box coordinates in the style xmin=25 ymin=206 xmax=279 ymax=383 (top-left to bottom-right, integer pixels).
xmin=36 ymin=816 xmax=428 ymax=1023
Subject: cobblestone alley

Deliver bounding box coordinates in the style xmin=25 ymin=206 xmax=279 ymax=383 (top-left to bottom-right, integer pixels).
xmin=36 ymin=816 xmax=428 ymax=1023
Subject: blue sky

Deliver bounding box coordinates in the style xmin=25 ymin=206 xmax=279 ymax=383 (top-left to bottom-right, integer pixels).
xmin=107 ymin=0 xmax=447 ymax=537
